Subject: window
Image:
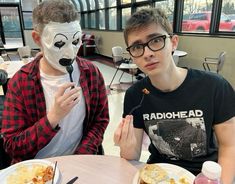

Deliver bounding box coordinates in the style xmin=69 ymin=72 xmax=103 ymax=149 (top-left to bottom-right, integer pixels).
xmin=99 ymin=10 xmax=105 ymax=29
xmin=220 ymin=1 xmax=235 ymax=32
xmin=109 ymin=8 xmax=117 ymax=30
xmin=84 ymin=13 xmax=88 ymax=28
xmin=122 ymin=7 xmax=131 ymax=29
xmin=22 ymin=12 xmax=32 ymax=29
xmin=81 ymin=0 xmax=87 ymax=11
xmin=21 ymin=0 xmax=37 ymax=11
xmin=90 ymin=12 xmax=96 ymax=28
xmin=76 ymin=0 xmax=235 ymax=35
xmin=136 ymin=5 xmax=151 ymax=12
xmin=182 ymin=0 xmax=213 ymax=33
xmin=98 ymin=0 xmax=105 ymax=8
xmin=121 ymin=0 xmax=131 ymax=5
xmin=155 ymin=0 xmax=175 ymax=24
xmin=107 ymin=0 xmax=116 ymax=7
xmin=72 ymin=0 xmax=81 ymax=11
xmin=89 ymin=0 xmax=96 ymax=10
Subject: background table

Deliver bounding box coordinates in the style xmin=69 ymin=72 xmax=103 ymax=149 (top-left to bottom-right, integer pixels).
xmin=173 ymin=50 xmax=187 ymax=57
xmin=46 ymin=155 xmax=138 ymax=184
xmin=0 ymin=60 xmax=31 ymax=78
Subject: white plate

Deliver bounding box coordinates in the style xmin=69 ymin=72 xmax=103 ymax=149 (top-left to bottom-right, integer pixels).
xmin=0 ymin=159 xmax=60 ymax=184
xmin=132 ymin=163 xmax=195 ymax=184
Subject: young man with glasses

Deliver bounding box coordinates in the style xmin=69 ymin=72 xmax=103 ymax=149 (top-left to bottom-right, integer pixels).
xmin=114 ymin=8 xmax=235 ymax=184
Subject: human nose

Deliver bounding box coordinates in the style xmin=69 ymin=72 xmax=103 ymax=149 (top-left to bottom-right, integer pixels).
xmin=64 ymin=44 xmax=75 ymax=58
xmin=142 ymin=44 xmax=154 ymax=57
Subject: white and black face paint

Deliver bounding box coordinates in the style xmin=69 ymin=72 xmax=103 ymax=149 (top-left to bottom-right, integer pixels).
xmin=41 ymin=21 xmax=82 ymax=73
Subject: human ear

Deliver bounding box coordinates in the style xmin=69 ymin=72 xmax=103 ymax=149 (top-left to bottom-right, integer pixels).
xmin=171 ymin=34 xmax=179 ymax=51
xmin=32 ymin=30 xmax=41 ymax=47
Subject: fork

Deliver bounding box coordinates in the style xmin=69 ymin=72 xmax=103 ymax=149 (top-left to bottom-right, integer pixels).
xmin=66 ymin=176 xmax=79 ymax=184
xmin=51 ymin=161 xmax=57 ymax=184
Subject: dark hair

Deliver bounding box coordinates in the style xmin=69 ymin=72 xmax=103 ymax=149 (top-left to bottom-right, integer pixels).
xmin=32 ymin=0 xmax=79 ymax=33
xmin=124 ymin=8 xmax=173 ymax=45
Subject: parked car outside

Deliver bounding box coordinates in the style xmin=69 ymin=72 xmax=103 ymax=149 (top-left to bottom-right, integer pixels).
xmin=228 ymin=14 xmax=235 ymax=20
xmin=182 ymin=11 xmax=235 ymax=32
xmin=228 ymin=14 xmax=235 ymax=32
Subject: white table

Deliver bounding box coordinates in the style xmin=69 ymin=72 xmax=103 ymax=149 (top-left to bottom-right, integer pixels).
xmin=119 ymin=63 xmax=138 ymax=69
xmin=173 ymin=50 xmax=187 ymax=57
xmin=0 ymin=61 xmax=26 ymax=95
xmin=0 ymin=60 xmax=26 ymax=78
xmin=173 ymin=50 xmax=188 ymax=65
xmin=46 ymin=155 xmax=138 ymax=184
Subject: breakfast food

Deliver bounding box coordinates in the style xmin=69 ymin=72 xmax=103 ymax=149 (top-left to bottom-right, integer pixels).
xmin=7 ymin=164 xmax=54 ymax=184
xmin=139 ymin=164 xmax=168 ymax=184
xmin=139 ymin=164 xmax=190 ymax=184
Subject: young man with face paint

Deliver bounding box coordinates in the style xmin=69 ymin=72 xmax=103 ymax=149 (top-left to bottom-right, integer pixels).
xmin=1 ymin=0 xmax=109 ymax=164
xmin=113 ymin=8 xmax=235 ymax=184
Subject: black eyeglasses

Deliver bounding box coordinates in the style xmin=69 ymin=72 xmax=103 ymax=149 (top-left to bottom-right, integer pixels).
xmin=126 ymin=35 xmax=171 ymax=58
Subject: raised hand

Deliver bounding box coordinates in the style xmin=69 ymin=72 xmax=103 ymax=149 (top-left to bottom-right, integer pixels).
xmin=113 ymin=115 xmax=145 ymax=160
xmin=114 ymin=115 xmax=137 ymax=148
xmin=47 ymin=82 xmax=80 ymax=128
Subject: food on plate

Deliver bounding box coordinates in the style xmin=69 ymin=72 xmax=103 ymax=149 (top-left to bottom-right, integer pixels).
xmin=139 ymin=164 xmax=168 ymax=184
xmin=6 ymin=164 xmax=54 ymax=184
xmin=168 ymin=177 xmax=190 ymax=184
xmin=139 ymin=164 xmax=190 ymax=184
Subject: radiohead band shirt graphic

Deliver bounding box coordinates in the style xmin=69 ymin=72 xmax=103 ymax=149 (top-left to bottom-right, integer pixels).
xmin=143 ymin=110 xmax=207 ymax=160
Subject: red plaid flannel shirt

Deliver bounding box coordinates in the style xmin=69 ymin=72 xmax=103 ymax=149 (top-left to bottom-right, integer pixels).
xmin=1 ymin=56 xmax=109 ymax=164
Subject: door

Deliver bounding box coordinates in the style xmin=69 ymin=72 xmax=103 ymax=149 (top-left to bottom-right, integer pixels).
xmin=0 ymin=3 xmax=24 ymax=49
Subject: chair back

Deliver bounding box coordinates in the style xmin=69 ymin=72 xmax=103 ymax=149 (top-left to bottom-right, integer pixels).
xmin=112 ymin=46 xmax=124 ymax=63
xmin=17 ymin=46 xmax=31 ymax=59
xmin=217 ymin=51 xmax=226 ymax=73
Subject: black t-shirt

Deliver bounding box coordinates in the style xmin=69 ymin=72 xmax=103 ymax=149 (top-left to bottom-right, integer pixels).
xmin=123 ymin=69 xmax=235 ymax=175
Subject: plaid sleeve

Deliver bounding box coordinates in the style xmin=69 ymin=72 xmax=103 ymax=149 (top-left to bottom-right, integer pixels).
xmin=1 ymin=72 xmax=58 ymax=163
xmin=74 ymin=61 xmax=109 ymax=154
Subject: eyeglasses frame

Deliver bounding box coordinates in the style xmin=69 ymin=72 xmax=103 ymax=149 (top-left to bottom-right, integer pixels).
xmin=126 ymin=34 xmax=172 ymax=58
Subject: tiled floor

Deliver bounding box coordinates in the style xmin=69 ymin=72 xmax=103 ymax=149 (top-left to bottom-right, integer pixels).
xmin=92 ymin=61 xmax=150 ymax=162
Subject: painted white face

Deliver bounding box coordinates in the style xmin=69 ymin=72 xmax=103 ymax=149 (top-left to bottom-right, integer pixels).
xmin=41 ymin=21 xmax=82 ymax=73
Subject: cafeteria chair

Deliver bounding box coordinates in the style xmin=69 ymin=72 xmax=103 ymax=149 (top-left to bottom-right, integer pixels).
xmin=82 ymin=33 xmax=100 ymax=56
xmin=202 ymin=51 xmax=226 ymax=74
xmin=17 ymin=45 xmax=31 ymax=60
xmin=109 ymin=46 xmax=137 ymax=90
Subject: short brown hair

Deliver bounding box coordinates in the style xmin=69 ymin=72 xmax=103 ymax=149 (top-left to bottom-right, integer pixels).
xmin=32 ymin=0 xmax=79 ymax=33
xmin=124 ymin=8 xmax=173 ymax=45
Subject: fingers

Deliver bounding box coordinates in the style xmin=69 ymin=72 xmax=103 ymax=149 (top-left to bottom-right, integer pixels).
xmin=55 ymin=82 xmax=76 ymax=97
xmin=61 ymin=87 xmax=81 ymax=106
xmin=55 ymin=83 xmax=80 ymax=105
xmin=122 ymin=115 xmax=133 ymax=140
xmin=113 ymin=119 xmax=125 ymax=145
xmin=114 ymin=115 xmax=134 ymax=145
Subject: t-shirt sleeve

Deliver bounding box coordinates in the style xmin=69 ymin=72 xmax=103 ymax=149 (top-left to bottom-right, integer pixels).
xmin=213 ymin=76 xmax=235 ymax=124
